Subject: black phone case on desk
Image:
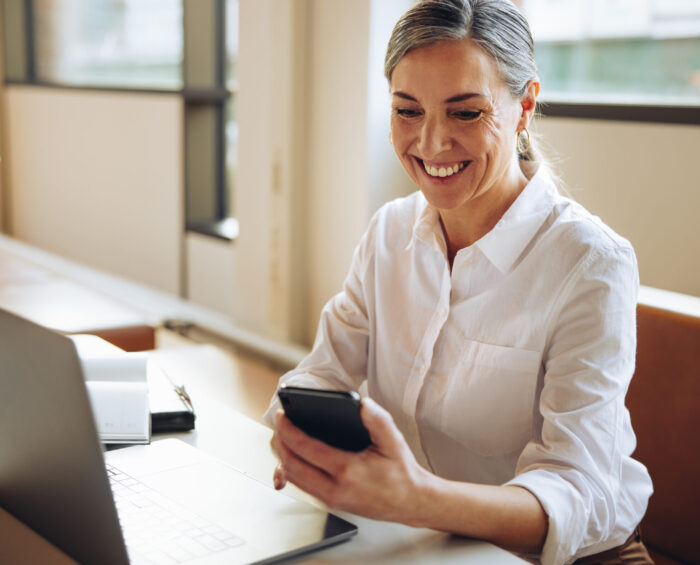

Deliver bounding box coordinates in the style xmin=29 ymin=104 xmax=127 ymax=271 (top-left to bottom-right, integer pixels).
xmin=151 ymin=410 xmax=195 ymax=433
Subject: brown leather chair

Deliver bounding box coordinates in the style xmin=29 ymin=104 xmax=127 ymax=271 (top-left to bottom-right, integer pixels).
xmin=626 ymin=303 xmax=700 ymax=565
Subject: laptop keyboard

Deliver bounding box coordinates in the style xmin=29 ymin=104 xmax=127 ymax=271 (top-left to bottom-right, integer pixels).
xmin=106 ymin=464 xmax=245 ymax=565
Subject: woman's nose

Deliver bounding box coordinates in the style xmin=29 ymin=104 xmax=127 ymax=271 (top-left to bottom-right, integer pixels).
xmin=417 ymin=116 xmax=452 ymax=159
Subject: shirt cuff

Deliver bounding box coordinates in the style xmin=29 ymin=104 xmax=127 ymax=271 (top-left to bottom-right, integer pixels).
xmin=506 ymin=469 xmax=587 ymax=565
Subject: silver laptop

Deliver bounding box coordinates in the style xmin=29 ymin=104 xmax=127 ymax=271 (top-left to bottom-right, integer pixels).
xmin=0 ymin=308 xmax=357 ymax=564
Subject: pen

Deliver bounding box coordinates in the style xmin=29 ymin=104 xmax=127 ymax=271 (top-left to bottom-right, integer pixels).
xmin=161 ymin=367 xmax=194 ymax=412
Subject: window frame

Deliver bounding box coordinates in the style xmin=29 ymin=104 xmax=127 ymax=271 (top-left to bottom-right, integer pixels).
xmin=539 ymin=101 xmax=700 ymax=125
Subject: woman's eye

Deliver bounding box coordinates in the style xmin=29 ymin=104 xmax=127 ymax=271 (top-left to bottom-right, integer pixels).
xmin=395 ymin=108 xmax=421 ymax=118
xmin=453 ymin=110 xmax=482 ymax=121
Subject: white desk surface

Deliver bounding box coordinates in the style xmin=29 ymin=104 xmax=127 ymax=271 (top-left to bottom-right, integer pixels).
xmin=148 ymin=346 xmax=529 ymax=565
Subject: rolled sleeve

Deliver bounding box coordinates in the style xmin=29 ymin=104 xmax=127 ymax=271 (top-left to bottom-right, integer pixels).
xmin=507 ymin=245 xmax=646 ymax=565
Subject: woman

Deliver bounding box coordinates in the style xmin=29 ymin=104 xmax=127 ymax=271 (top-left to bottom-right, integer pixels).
xmin=265 ymin=1 xmax=653 ymax=563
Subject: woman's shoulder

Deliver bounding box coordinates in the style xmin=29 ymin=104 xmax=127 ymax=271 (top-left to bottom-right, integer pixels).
xmin=545 ymin=188 xmax=635 ymax=260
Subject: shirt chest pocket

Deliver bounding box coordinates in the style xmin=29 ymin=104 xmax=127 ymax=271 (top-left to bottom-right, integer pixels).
xmin=440 ymin=339 xmax=542 ymax=457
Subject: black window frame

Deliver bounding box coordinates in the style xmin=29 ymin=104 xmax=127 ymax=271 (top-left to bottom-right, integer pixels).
xmin=539 ymin=101 xmax=700 ymax=125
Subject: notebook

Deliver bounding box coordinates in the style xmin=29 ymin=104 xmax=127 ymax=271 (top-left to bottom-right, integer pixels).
xmin=71 ymin=334 xmax=151 ymax=444
xmin=0 ymin=308 xmax=357 ymax=564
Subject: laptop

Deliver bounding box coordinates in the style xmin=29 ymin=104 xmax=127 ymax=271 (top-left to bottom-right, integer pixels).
xmin=0 ymin=308 xmax=357 ymax=564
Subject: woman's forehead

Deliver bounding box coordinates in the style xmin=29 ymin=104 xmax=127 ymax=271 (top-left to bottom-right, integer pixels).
xmin=390 ymin=39 xmax=507 ymax=101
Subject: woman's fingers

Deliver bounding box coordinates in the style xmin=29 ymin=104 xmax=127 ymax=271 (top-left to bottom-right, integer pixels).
xmin=275 ymin=410 xmax=353 ymax=477
xmin=273 ymin=463 xmax=286 ymax=490
xmin=274 ymin=432 xmax=339 ymax=504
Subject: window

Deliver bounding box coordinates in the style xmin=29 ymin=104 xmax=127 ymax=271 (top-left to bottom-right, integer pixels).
xmin=32 ymin=0 xmax=183 ymax=89
xmin=2 ymin=0 xmax=239 ymax=238
xmin=521 ymin=0 xmax=700 ymax=120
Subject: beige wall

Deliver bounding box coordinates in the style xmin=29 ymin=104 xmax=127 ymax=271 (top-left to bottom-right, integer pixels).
xmin=185 ymin=231 xmax=236 ymax=316
xmin=5 ymin=86 xmax=183 ymax=295
xmin=0 ymin=6 xmax=6 ymax=233
xmin=305 ymin=0 xmax=372 ymax=343
xmin=0 ymin=86 xmax=5 ymax=234
xmin=229 ymin=0 xmax=313 ymax=342
xmin=536 ymin=117 xmax=700 ymax=296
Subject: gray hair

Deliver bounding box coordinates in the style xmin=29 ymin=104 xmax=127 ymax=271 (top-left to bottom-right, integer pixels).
xmin=385 ymin=0 xmax=540 ymax=161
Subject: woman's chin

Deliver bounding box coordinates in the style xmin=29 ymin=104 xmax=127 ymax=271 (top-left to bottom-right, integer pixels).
xmin=417 ymin=183 xmax=477 ymax=212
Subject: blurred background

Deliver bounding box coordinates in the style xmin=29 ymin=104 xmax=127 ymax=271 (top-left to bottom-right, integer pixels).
xmin=1 ymin=0 xmax=698 ymax=350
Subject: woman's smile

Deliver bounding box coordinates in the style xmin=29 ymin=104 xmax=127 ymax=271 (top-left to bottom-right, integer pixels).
xmin=417 ymin=158 xmax=472 ymax=180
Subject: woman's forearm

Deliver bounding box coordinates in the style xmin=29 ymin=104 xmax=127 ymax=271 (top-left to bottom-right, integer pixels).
xmin=273 ymin=401 xmax=548 ymax=554
xmin=410 ymin=473 xmax=548 ymax=555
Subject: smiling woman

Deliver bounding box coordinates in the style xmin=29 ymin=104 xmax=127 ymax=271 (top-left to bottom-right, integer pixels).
xmin=388 ymin=39 xmax=538 ymax=261
xmin=263 ymin=2 xmax=654 ymax=564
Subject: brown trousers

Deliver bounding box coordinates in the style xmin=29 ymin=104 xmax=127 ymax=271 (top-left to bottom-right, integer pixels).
xmin=572 ymin=529 xmax=654 ymax=564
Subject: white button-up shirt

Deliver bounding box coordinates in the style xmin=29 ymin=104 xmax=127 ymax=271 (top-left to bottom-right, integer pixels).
xmin=264 ymin=166 xmax=653 ymax=565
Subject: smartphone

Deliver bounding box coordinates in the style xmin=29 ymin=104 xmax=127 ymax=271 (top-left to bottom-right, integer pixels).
xmin=277 ymin=385 xmax=372 ymax=452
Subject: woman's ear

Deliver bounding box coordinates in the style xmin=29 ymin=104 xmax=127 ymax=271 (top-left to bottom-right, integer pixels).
xmin=518 ymin=80 xmax=540 ymax=131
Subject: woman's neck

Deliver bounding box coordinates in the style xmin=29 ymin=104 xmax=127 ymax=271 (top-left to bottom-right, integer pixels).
xmin=438 ymin=163 xmax=530 ymax=267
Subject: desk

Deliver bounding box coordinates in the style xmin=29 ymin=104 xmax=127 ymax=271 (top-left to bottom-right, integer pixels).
xmin=0 ymin=242 xmax=155 ymax=351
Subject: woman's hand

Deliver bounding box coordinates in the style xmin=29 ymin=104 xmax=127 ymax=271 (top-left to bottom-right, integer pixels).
xmin=271 ymin=398 xmax=547 ymax=553
xmin=271 ymin=397 xmax=431 ymax=525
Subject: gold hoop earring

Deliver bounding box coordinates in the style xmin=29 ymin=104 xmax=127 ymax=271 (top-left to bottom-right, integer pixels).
xmin=517 ymin=128 xmax=530 ymax=155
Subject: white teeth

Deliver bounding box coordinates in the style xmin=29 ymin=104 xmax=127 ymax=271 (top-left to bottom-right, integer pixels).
xmin=424 ymin=161 xmax=466 ymax=178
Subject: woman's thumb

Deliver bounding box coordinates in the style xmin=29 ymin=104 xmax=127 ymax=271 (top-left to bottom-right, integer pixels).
xmin=361 ymin=397 xmax=403 ymax=454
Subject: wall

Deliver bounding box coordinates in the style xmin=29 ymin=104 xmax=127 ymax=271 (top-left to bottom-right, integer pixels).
xmin=0 ymin=6 xmax=6 ymax=233
xmin=0 ymin=84 xmax=5 ymax=233
xmin=0 ymin=85 xmax=5 ymax=231
xmin=367 ymin=0 xmax=415 ymax=215
xmin=185 ymin=232 xmax=237 ymax=316
xmin=304 ymin=0 xmax=373 ymax=344
xmin=215 ymin=0 xmax=312 ymax=343
xmin=5 ymin=86 xmax=183 ymax=295
xmin=536 ymin=117 xmax=700 ymax=296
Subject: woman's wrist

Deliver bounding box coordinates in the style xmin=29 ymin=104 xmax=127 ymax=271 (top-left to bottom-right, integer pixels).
xmin=400 ymin=464 xmax=445 ymax=529
xmin=401 ymin=473 xmax=547 ymax=555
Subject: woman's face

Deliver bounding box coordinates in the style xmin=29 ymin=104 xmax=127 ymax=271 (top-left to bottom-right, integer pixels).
xmin=389 ymin=39 xmax=532 ymax=216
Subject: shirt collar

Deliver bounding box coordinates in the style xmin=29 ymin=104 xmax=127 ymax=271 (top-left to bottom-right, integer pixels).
xmin=408 ymin=199 xmax=445 ymax=254
xmin=407 ymin=165 xmax=559 ymax=273
xmin=475 ymin=165 xmax=558 ymax=274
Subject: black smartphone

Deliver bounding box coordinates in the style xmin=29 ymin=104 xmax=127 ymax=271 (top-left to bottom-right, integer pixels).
xmin=277 ymin=385 xmax=372 ymax=452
